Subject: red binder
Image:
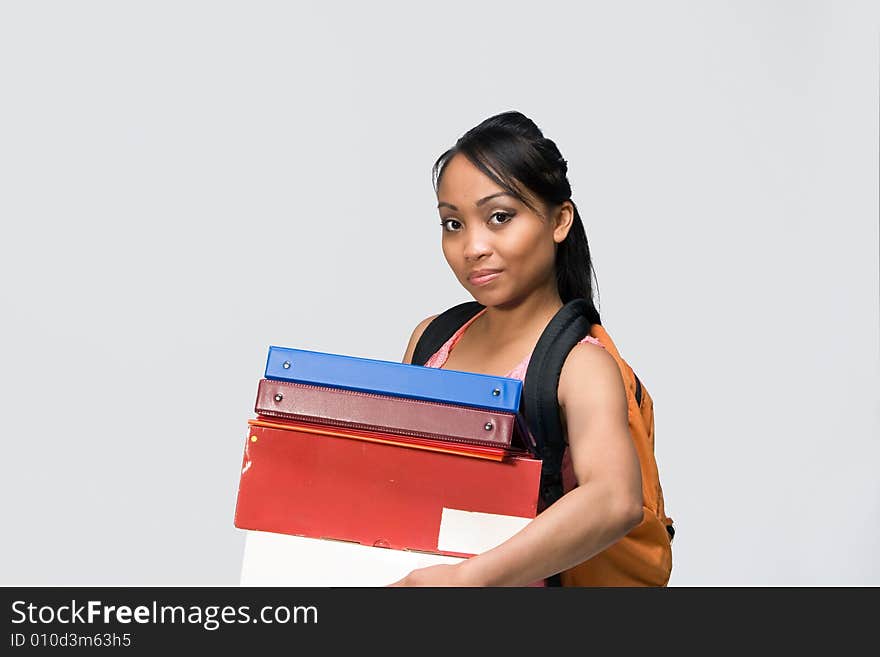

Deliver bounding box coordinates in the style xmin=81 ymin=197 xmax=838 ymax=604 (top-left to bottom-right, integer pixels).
xmin=233 ymin=420 xmax=543 ymax=556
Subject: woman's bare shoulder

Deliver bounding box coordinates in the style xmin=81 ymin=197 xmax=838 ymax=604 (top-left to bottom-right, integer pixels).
xmin=557 ymin=340 xmax=627 ymax=416
xmin=557 ymin=340 xmax=635 ymax=487
xmin=401 ymin=313 xmax=440 ymax=364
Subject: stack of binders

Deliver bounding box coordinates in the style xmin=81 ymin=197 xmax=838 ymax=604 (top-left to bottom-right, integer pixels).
xmin=234 ymin=345 xmax=544 ymax=586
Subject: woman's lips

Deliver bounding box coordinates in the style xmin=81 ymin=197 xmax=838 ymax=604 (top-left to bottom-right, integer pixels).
xmin=468 ymin=270 xmax=502 ymax=286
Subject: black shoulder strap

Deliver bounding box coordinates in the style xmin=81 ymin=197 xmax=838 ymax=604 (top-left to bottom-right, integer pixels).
xmin=521 ymin=299 xmax=594 ymax=588
xmin=522 ymin=299 xmax=593 ymax=506
xmin=411 ymin=301 xmax=485 ymax=366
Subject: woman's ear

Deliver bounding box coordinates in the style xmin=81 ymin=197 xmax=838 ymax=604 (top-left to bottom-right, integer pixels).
xmin=552 ymin=201 xmax=575 ymax=243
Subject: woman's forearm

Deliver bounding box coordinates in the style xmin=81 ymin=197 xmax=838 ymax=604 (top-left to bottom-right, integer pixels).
xmin=457 ymin=482 xmax=643 ymax=586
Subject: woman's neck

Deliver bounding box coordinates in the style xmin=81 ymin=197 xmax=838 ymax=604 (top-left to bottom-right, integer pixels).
xmin=474 ymin=284 xmax=565 ymax=347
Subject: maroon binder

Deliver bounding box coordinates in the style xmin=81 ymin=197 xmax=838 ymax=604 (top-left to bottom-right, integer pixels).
xmin=254 ymin=378 xmax=532 ymax=451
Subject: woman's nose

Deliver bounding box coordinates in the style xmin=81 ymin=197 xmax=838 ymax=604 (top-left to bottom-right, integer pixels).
xmin=462 ymin=226 xmax=493 ymax=261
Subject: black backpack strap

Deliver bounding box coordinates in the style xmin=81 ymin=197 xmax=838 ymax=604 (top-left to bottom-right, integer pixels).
xmin=522 ymin=299 xmax=593 ymax=588
xmin=411 ymin=301 xmax=485 ymax=366
xmin=521 ymin=299 xmax=593 ymax=507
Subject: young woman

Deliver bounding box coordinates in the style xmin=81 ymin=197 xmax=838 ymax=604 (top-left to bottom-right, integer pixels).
xmin=390 ymin=111 xmax=646 ymax=587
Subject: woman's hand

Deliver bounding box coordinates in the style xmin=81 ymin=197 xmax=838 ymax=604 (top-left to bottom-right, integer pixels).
xmin=387 ymin=563 xmax=475 ymax=587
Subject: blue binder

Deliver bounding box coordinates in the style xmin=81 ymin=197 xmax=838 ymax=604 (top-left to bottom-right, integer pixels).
xmin=264 ymin=346 xmax=522 ymax=413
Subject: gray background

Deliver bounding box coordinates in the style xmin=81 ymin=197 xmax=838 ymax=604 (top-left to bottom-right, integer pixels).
xmin=1 ymin=0 xmax=877 ymax=585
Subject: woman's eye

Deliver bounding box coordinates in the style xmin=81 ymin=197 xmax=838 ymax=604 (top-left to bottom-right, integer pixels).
xmin=489 ymin=211 xmax=513 ymax=225
xmin=440 ymin=218 xmax=462 ymax=232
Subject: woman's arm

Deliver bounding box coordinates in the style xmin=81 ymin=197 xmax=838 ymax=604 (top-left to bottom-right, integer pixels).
xmin=389 ymin=342 xmax=643 ymax=586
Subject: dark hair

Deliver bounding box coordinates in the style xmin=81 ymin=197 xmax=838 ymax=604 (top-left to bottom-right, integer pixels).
xmin=432 ymin=110 xmax=601 ymax=325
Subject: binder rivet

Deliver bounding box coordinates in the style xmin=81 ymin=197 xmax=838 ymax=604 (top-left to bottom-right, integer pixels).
xmin=274 ymin=393 xmax=283 ymax=402
xmin=484 ymin=422 xmax=493 ymax=431
xmin=250 ymin=435 xmax=258 ymax=443
xmin=282 ymin=360 xmax=291 ymax=369
xmin=492 ymin=388 xmax=501 ymax=396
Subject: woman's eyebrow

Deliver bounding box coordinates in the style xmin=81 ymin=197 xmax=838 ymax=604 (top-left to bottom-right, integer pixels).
xmin=437 ymin=192 xmax=515 ymax=211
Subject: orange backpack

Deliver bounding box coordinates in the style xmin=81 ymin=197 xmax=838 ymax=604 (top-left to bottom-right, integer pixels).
xmin=413 ymin=299 xmax=674 ymax=587
xmin=559 ymin=323 xmax=674 ymax=586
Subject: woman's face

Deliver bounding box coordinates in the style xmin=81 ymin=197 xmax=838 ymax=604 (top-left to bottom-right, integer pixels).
xmin=436 ymin=153 xmax=571 ymax=307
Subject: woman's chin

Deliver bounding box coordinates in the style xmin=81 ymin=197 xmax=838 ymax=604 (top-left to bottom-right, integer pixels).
xmin=467 ymin=288 xmax=509 ymax=307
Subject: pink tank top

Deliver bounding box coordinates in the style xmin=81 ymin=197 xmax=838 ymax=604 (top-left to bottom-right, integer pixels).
xmin=423 ymin=307 xmax=605 ymax=379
